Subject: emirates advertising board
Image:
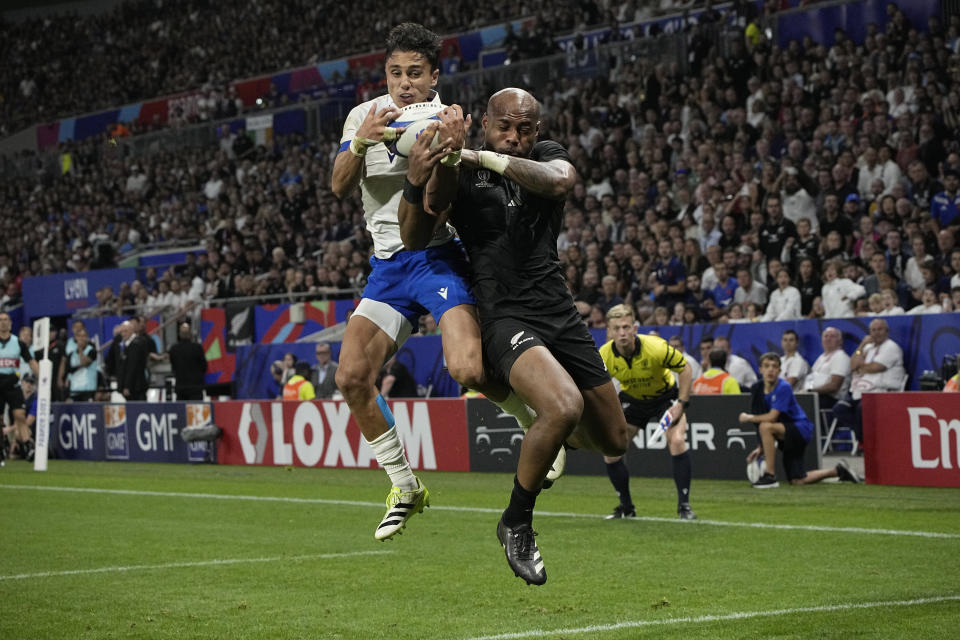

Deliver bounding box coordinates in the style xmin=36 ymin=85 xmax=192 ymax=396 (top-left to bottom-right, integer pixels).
xmin=862 ymin=393 xmax=960 ymax=488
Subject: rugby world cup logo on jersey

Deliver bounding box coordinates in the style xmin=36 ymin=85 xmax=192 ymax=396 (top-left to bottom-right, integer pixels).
xmin=185 ymin=403 xmax=212 ymax=462
xmin=104 ymin=405 xmax=129 ymax=460
xmin=476 ymin=169 xmax=493 ymax=188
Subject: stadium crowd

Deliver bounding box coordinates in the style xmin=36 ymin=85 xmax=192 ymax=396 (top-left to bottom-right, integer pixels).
xmin=0 ymin=0 xmax=713 ymax=138
xmin=0 ymin=129 xmax=373 ymax=316
xmin=1 ymin=1 xmax=959 ymax=336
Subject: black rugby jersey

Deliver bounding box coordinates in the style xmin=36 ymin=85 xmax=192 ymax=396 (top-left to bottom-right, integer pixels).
xmin=450 ymin=140 xmax=573 ymax=320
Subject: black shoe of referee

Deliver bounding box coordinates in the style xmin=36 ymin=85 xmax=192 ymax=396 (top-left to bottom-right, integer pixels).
xmin=678 ymin=502 xmax=697 ymax=520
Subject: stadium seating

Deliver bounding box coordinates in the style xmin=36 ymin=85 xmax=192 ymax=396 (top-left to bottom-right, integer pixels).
xmin=1 ymin=0 xmax=958 ymax=399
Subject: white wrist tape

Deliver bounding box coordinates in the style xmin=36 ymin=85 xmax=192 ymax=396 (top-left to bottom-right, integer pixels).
xmin=478 ymin=150 xmax=510 ymax=175
xmin=440 ymin=149 xmax=462 ymax=167
xmin=349 ymin=136 xmax=377 ymax=157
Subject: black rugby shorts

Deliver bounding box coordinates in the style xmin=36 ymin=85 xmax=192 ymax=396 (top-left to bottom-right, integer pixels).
xmin=481 ymin=305 xmax=610 ymax=390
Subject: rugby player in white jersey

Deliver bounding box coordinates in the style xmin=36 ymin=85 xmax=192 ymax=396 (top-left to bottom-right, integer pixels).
xmin=331 ymin=23 xmax=536 ymax=541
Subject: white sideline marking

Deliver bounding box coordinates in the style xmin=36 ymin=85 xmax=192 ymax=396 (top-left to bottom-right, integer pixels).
xmin=0 ymin=550 xmax=391 ymax=581
xmin=3 ymin=484 xmax=959 ymax=540
xmin=459 ymin=595 xmax=960 ymax=640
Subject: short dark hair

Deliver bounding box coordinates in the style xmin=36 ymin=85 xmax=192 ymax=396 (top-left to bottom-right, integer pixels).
xmin=782 ymin=329 xmax=799 ymax=340
xmin=294 ymin=361 xmax=311 ymax=377
xmin=385 ymin=23 xmax=441 ymax=70
xmin=759 ymin=352 xmax=781 ymax=367
xmin=708 ymin=348 xmax=728 ymax=369
xmin=699 ymin=336 xmax=714 ymax=347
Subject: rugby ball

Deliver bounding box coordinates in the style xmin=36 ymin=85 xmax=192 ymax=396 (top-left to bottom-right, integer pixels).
xmin=746 ymin=456 xmax=765 ymax=484
xmin=389 ymin=102 xmax=445 ymax=157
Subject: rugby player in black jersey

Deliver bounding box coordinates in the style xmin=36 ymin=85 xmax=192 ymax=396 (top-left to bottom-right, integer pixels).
xmin=400 ymin=88 xmax=629 ymax=585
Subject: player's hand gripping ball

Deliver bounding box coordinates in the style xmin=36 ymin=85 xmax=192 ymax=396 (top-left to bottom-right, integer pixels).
xmin=389 ymin=102 xmax=446 ymax=157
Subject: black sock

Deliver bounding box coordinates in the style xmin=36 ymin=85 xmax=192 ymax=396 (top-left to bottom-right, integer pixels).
xmin=605 ymin=458 xmax=633 ymax=507
xmin=672 ymin=451 xmax=692 ymax=505
xmin=502 ymin=475 xmax=540 ymax=527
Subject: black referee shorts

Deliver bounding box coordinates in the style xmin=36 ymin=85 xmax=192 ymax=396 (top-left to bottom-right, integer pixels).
xmin=0 ymin=379 xmax=25 ymax=414
xmin=481 ymin=306 xmax=610 ymax=390
xmin=620 ymin=386 xmax=678 ymax=427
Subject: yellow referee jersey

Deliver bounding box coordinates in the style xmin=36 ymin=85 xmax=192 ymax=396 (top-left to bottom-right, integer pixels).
xmin=599 ymin=334 xmax=686 ymax=400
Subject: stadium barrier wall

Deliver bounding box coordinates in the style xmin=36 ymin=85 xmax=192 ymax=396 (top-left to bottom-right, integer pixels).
xmin=23 ymin=268 xmax=139 ymax=318
xmin=210 ymin=395 xmax=819 ymax=481
xmin=862 ymin=393 xmax=960 ymax=488
xmin=213 ymin=399 xmax=470 ymax=471
xmin=51 ymin=402 xmax=215 ymax=464
xmin=56 ymin=394 xmax=960 ymax=488
xmin=466 ymin=394 xmax=821 ymax=482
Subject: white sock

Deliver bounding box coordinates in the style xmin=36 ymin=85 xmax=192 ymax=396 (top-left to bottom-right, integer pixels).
xmin=492 ymin=391 xmax=535 ymax=431
xmin=366 ymin=427 xmax=417 ymax=491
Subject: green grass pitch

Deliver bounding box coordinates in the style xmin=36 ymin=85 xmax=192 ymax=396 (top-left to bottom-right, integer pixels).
xmin=1 ymin=460 xmax=959 ymax=639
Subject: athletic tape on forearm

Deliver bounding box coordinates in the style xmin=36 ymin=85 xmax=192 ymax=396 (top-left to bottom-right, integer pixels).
xmin=440 ymin=149 xmax=462 ymax=167
xmin=477 ymin=150 xmax=510 ymax=174
xmin=349 ymin=136 xmax=377 ymax=157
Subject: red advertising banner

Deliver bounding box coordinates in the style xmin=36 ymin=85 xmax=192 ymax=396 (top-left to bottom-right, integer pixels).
xmin=214 ymin=399 xmax=470 ymax=471
xmin=862 ymin=392 xmax=960 ymax=487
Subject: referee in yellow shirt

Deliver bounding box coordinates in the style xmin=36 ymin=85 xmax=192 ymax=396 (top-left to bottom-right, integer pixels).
xmin=599 ymin=304 xmax=696 ymax=520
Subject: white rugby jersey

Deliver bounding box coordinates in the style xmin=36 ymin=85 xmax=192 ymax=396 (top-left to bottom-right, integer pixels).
xmin=339 ymin=92 xmax=455 ymax=259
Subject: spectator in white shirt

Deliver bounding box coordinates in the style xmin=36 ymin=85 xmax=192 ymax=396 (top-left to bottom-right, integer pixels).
xmin=907 ymin=288 xmax=944 ymax=314
xmin=856 ymin=146 xmax=884 ymax=200
xmin=949 ymin=249 xmax=960 ymax=290
xmin=147 ymin=280 xmax=171 ymax=313
xmin=167 ymin=278 xmax=188 ymax=311
xmin=204 ymin=170 xmax=224 ymax=200
xmin=803 ymin=326 xmax=851 ymax=410
xmin=714 ymin=335 xmax=758 ymax=388
xmin=125 ymin=165 xmax=147 ymax=193
xmin=779 ymin=329 xmax=810 ymax=390
xmin=878 ymin=145 xmax=902 ymax=187
xmin=821 ymin=260 xmax=866 ymax=318
xmin=733 ymin=267 xmax=768 ymax=307
xmin=833 ymin=318 xmax=906 ymax=443
xmin=699 ymin=209 xmax=722 ymax=252
xmin=878 ymin=288 xmax=905 ymax=315
xmin=699 ymin=245 xmax=723 ymax=292
xmin=762 ymin=269 xmax=802 ymax=321
xmin=781 ymin=168 xmax=819 ymax=234
xmin=903 ymin=234 xmax=930 ymax=291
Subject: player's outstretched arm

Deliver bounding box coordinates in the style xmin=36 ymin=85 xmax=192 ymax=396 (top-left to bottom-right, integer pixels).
xmin=461 ymin=150 xmax=577 ymax=200
xmin=425 ymin=105 xmax=469 ymax=216
xmin=399 ymin=122 xmax=453 ymax=250
xmin=331 ymin=105 xmax=401 ymax=198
